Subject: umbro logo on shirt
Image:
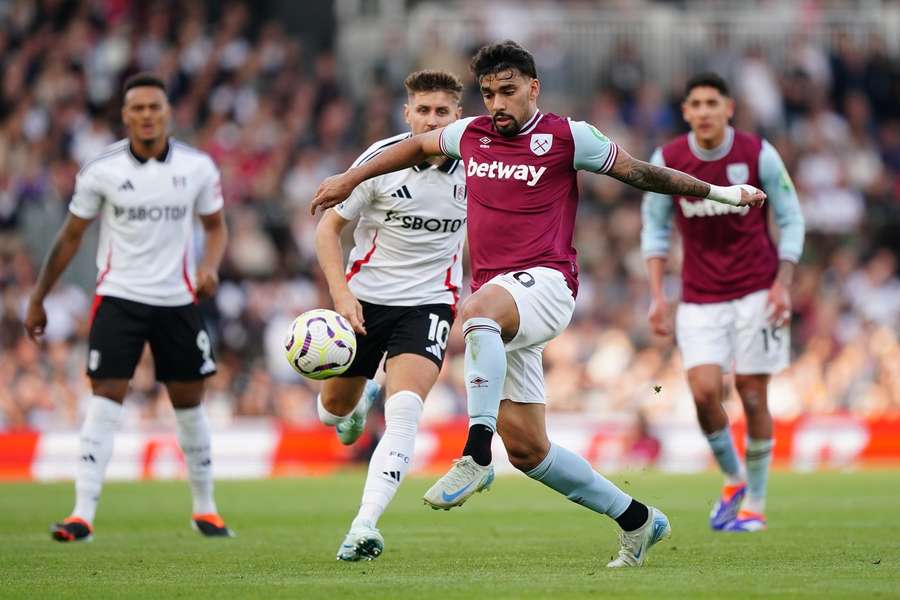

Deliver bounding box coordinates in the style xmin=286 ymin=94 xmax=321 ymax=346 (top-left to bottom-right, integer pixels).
xmin=390 ymin=185 xmax=412 ymax=199
xmin=118 ymin=179 xmax=134 ymax=191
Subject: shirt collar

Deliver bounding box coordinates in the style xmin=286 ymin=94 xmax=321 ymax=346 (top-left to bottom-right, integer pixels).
xmin=516 ymin=109 xmax=544 ymax=135
xmin=688 ymin=126 xmax=734 ymax=162
xmin=128 ymin=139 xmax=171 ymax=165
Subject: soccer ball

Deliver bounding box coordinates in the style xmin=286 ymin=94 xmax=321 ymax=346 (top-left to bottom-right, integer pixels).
xmin=284 ymin=309 xmax=357 ymax=380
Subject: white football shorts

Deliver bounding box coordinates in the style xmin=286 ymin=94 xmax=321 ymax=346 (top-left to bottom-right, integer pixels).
xmin=483 ymin=266 xmax=576 ymax=404
xmin=676 ymin=288 xmax=790 ymax=375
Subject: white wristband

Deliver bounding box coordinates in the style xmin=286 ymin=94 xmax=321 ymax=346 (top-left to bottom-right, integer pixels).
xmin=707 ymin=184 xmax=742 ymax=207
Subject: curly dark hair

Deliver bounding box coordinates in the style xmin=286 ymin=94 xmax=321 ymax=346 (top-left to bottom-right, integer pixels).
xmin=403 ymin=70 xmax=464 ymax=98
xmin=684 ymin=72 xmax=730 ymax=99
xmin=470 ymin=40 xmax=537 ymax=82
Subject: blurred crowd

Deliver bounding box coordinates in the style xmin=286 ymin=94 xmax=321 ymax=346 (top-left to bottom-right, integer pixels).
xmin=0 ymin=0 xmax=898 ymax=431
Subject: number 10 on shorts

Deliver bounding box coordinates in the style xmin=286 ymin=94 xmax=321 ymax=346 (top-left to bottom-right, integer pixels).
xmin=426 ymin=313 xmax=450 ymax=360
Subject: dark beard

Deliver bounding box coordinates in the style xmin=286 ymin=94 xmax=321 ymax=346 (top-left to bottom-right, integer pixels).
xmin=493 ymin=115 xmax=520 ymax=137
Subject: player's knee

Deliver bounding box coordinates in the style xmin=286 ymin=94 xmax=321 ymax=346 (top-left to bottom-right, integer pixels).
xmin=735 ymin=378 xmax=768 ymax=415
xmin=690 ymin=382 xmax=722 ymax=411
xmin=317 ymin=389 xmax=352 ymax=420
xmin=460 ymin=295 xmax=492 ymax=323
xmin=90 ymin=379 xmax=128 ymax=403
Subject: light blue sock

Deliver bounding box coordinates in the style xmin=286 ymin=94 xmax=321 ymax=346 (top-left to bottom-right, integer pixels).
xmin=463 ymin=318 xmax=507 ymax=432
xmin=744 ymin=437 xmax=774 ymax=513
xmin=526 ymin=443 xmax=632 ymax=518
xmin=706 ymin=427 xmax=745 ymax=484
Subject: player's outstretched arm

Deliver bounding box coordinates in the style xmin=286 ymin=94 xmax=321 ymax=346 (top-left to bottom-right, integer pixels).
xmin=196 ymin=209 xmax=228 ymax=300
xmin=314 ymin=210 xmax=366 ymax=334
xmin=310 ymin=129 xmax=444 ymax=215
xmin=25 ymin=213 xmax=93 ymax=341
xmin=607 ymin=148 xmax=766 ymax=208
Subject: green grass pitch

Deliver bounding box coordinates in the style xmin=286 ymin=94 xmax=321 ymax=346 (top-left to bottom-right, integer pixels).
xmin=1 ymin=471 xmax=898 ymax=598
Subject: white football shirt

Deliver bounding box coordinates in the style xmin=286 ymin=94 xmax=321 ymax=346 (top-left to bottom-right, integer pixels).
xmin=69 ymin=138 xmax=224 ymax=306
xmin=334 ymin=132 xmax=467 ymax=308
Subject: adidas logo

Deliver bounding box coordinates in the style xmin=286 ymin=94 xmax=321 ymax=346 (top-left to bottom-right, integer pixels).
xmin=382 ymin=470 xmax=401 ymax=483
xmin=81 ymin=453 xmax=96 ymax=463
xmin=390 ymin=185 xmax=412 ymax=199
xmin=426 ymin=343 xmax=443 ymax=360
xmin=118 ymin=179 xmax=134 ymax=191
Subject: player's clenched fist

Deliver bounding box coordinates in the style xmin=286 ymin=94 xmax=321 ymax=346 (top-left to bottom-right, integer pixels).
xmin=738 ymin=185 xmax=767 ymax=208
xmin=24 ymin=297 xmax=47 ymax=342
xmin=195 ymin=267 xmax=219 ymax=299
xmin=332 ymin=290 xmax=366 ymax=335
xmin=647 ymin=296 xmax=672 ymax=337
xmin=310 ymin=173 xmax=357 ymax=215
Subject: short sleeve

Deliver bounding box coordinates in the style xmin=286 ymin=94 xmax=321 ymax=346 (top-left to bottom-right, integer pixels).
xmin=68 ymin=167 xmax=104 ymax=219
xmin=569 ymin=120 xmax=619 ymax=173
xmin=196 ymin=157 xmax=225 ymax=215
xmin=332 ymin=179 xmax=374 ymax=221
xmin=438 ymin=117 xmax=477 ymax=160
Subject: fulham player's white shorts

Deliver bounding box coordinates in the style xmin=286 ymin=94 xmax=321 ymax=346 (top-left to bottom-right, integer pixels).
xmin=676 ymin=288 xmax=790 ymax=375
xmin=484 ymin=267 xmax=575 ymax=404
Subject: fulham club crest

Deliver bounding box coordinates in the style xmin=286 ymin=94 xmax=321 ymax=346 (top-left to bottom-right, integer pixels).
xmin=530 ymin=133 xmax=553 ymax=156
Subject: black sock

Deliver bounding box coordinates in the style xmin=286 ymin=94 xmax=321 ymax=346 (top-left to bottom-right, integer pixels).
xmin=462 ymin=424 xmax=494 ymax=466
xmin=615 ymin=500 xmax=650 ymax=532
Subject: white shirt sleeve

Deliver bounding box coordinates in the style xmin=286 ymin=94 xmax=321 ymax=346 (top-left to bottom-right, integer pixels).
xmin=333 ymin=178 xmax=375 ymax=221
xmin=438 ymin=116 xmax=477 ymax=160
xmin=568 ymin=120 xmax=619 ymax=173
xmin=68 ymin=167 xmax=104 ymax=219
xmin=196 ymin=157 xmax=225 ymax=215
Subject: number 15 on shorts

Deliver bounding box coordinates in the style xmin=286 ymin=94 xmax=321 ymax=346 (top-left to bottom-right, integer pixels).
xmin=760 ymin=324 xmax=783 ymax=354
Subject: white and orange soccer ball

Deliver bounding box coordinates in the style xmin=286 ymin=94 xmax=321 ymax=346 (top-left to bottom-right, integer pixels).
xmin=284 ymin=309 xmax=357 ymax=380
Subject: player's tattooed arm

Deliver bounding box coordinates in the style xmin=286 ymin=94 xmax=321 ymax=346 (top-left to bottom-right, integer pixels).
xmin=607 ymin=150 xmax=710 ymax=197
xmin=607 ymin=148 xmax=766 ymax=207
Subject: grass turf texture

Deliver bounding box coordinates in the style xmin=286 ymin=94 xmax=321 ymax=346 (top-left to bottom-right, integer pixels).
xmin=1 ymin=471 xmax=898 ymax=599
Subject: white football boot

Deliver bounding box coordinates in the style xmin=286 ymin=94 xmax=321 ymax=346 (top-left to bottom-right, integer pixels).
xmin=606 ymin=506 xmax=671 ymax=568
xmin=336 ymin=520 xmax=385 ymax=561
xmin=335 ymin=380 xmax=380 ymax=446
xmin=422 ymin=456 xmax=495 ymax=510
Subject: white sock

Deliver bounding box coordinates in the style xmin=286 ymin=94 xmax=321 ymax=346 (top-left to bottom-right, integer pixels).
xmin=463 ymin=318 xmax=507 ymax=432
xmin=317 ymin=393 xmax=348 ymax=426
xmin=72 ymin=396 xmax=123 ymax=524
xmin=353 ymin=391 xmax=423 ymax=527
xmin=174 ymin=405 xmax=217 ymax=515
